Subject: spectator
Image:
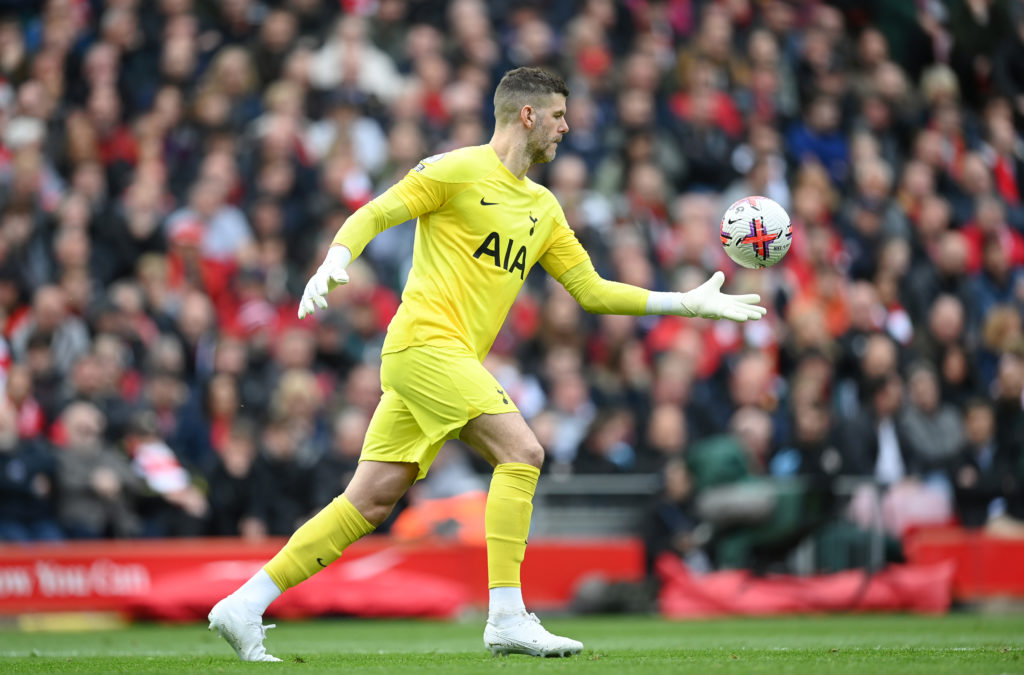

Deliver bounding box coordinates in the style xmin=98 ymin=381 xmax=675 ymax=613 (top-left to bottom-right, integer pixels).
xmin=672 ymin=79 xmax=737 ymax=190
xmin=936 ymin=340 xmax=981 ymax=409
xmin=909 ymin=231 xmax=970 ymax=327
xmin=786 ymin=95 xmax=849 ymax=185
xmin=142 ymin=368 xmax=188 ymax=453
xmin=98 ymin=176 xmax=169 ymax=284
xmin=978 ymin=305 xmax=1023 ymax=389
xmin=970 ymin=237 xmax=1024 ymax=324
xmin=5 ymin=363 xmax=44 ymax=440
xmin=573 ymin=407 xmax=637 ymax=474
xmin=723 ymin=349 xmax=777 ymax=432
xmin=268 ymin=367 xmax=328 ymax=464
xmin=54 ymin=401 xmax=143 ymax=538
xmin=10 ymin=284 xmax=90 ymax=376
xmin=539 ymin=367 xmax=594 ymax=470
xmin=68 ymin=334 xmax=139 ymax=443
xmin=835 ymin=283 xmax=884 ymax=386
xmin=166 ymin=181 xmax=253 ymax=265
xmin=913 ymin=294 xmax=968 ymax=372
xmin=994 ymin=15 xmax=1024 ymax=125
xmin=311 ymin=408 xmax=369 ymax=510
xmin=23 ymin=331 xmax=62 ymax=423
xmin=898 ymin=361 xmax=964 ymax=484
xmin=840 ymin=372 xmax=910 ymax=482
xmin=946 ymin=0 xmax=1013 ymax=108
xmin=643 ymin=458 xmax=711 ymax=576
xmin=843 ymin=372 xmax=955 ymax=538
xmin=309 ymin=15 xmax=404 ymax=104
xmin=252 ymin=9 xmax=299 ymax=84
xmin=992 ymin=350 xmax=1024 ymax=454
xmin=599 ymin=88 xmax=685 ymax=193
xmin=950 ymin=398 xmax=1017 ymax=529
xmin=0 ymin=398 xmax=61 ymax=541
xmin=306 ymin=90 xmax=388 ymax=175
xmin=123 ymin=410 xmax=208 ymax=536
xmin=251 ymin=415 xmax=317 ymax=535
xmin=85 ymin=85 xmax=138 ymax=193
xmin=636 ymin=403 xmax=687 ymax=473
xmin=176 ymin=371 xmax=240 ymax=469
xmin=204 ymin=419 xmax=270 ymax=538
xmin=775 ymin=405 xmax=842 ymax=530
xmin=341 ymin=362 xmax=382 ymax=417
xmin=687 ymin=407 xmax=810 ymax=570
xmin=174 ymin=289 xmax=218 ymax=378
xmin=199 ymin=46 xmax=262 ymax=127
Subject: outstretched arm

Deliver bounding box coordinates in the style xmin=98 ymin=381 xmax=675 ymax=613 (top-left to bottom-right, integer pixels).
xmin=542 ymin=207 xmax=765 ymax=322
xmin=557 ymin=260 xmax=766 ymax=322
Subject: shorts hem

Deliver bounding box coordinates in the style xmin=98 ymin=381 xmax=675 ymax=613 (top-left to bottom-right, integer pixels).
xmin=359 ymin=420 xmax=464 ymax=481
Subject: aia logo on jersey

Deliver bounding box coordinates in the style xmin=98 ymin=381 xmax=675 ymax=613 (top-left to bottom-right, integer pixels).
xmin=473 ymin=232 xmax=527 ymax=279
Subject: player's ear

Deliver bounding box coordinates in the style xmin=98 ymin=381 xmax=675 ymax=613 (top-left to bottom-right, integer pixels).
xmin=520 ymin=105 xmax=534 ymax=128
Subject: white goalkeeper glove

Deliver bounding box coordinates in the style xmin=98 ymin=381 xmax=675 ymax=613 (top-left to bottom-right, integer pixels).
xmin=647 ymin=271 xmax=766 ymax=322
xmin=298 ymin=245 xmax=352 ymax=319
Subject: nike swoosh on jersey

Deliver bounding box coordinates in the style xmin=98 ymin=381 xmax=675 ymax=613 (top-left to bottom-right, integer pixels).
xmin=480 ymin=197 xmax=499 ymax=206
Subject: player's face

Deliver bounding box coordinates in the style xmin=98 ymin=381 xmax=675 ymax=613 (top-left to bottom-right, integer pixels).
xmin=526 ymin=95 xmax=569 ymax=165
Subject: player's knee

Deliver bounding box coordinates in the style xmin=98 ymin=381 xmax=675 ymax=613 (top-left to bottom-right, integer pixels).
xmin=361 ymin=498 xmax=399 ymax=526
xmin=509 ymin=441 xmax=544 ymax=469
xmin=346 ymin=487 xmax=407 ymax=526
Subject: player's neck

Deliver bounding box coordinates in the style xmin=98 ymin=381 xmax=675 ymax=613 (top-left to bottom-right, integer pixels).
xmin=488 ymin=135 xmax=531 ymax=180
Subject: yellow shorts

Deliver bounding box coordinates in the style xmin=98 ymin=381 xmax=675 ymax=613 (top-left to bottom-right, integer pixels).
xmin=360 ymin=345 xmax=519 ymax=479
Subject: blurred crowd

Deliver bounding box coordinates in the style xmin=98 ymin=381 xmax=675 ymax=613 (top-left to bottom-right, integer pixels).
xmin=0 ymin=0 xmax=1021 ymax=573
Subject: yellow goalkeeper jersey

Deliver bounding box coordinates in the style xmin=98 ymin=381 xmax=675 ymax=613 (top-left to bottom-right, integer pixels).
xmin=335 ymin=144 xmax=591 ymax=361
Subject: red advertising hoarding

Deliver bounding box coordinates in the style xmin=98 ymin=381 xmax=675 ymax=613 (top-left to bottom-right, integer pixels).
xmin=0 ymin=536 xmax=645 ymax=619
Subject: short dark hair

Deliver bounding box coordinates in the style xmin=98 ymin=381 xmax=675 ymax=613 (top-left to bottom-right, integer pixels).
xmin=493 ymin=67 xmax=569 ymax=125
xmin=963 ymin=396 xmax=992 ymax=415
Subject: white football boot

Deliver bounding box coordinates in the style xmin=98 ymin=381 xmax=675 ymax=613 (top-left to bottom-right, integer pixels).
xmin=208 ymin=596 xmax=282 ymax=662
xmin=483 ymin=611 xmax=583 ymax=657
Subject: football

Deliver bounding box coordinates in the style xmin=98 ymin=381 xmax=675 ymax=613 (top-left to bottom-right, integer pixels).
xmin=719 ymin=196 xmax=792 ymax=269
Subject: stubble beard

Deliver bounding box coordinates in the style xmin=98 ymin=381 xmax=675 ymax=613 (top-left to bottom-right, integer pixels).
xmin=527 ymin=138 xmax=556 ymax=166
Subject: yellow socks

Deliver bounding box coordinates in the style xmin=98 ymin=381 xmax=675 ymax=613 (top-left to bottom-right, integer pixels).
xmin=263 ymin=495 xmax=375 ymax=591
xmin=485 ymin=462 xmax=540 ymax=589
xmin=261 ymin=464 xmax=538 ymax=595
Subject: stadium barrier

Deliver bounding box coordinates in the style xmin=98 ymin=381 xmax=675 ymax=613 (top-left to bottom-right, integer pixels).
xmin=903 ymin=526 xmax=1024 ymax=600
xmin=1 ymin=528 xmax=1018 ymax=620
xmin=656 ymin=554 xmax=956 ymax=617
xmin=0 ymin=536 xmax=645 ymax=620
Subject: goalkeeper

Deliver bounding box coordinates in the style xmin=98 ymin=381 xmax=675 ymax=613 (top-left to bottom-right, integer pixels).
xmin=209 ymin=67 xmax=765 ymax=661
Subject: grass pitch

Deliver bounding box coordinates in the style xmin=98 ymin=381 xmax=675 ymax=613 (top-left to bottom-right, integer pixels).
xmin=0 ymin=613 xmax=1022 ymax=674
